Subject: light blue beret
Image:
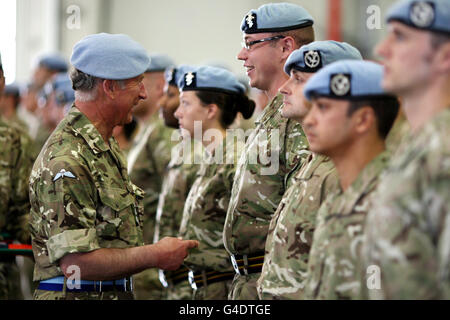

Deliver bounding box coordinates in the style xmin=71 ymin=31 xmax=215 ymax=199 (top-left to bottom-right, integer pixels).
xmin=70 ymin=33 xmax=150 ymax=80
xmin=178 ymin=65 xmax=245 ymax=95
xmin=386 ymin=0 xmax=450 ymax=34
xmin=146 ymin=54 xmax=175 ymax=72
xmin=39 ymin=53 xmax=68 ymax=72
xmin=165 ymin=65 xmax=194 ymax=87
xmin=52 ymin=73 xmax=75 ymax=105
xmin=241 ymin=2 xmax=314 ymax=34
xmin=284 ymin=41 xmax=363 ymax=74
xmin=304 ymin=60 xmax=392 ymax=101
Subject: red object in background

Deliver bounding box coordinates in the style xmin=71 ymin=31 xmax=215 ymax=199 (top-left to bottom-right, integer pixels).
xmin=8 ymin=244 xmax=32 ymax=250
xmin=328 ymin=0 xmax=342 ymax=41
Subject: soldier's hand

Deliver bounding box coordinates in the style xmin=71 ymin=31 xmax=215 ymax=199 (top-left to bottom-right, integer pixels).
xmin=152 ymin=237 xmax=199 ymax=270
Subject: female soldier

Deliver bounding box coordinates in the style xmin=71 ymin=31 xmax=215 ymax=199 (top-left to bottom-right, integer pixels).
xmin=175 ymin=66 xmax=255 ymax=299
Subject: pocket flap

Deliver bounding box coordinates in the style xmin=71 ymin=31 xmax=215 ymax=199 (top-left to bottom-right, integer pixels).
xmin=98 ymin=187 xmax=134 ymax=212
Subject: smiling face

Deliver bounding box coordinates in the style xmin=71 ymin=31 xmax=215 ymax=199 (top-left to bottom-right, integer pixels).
xmin=375 ymin=22 xmax=436 ymax=96
xmin=237 ymin=32 xmax=284 ymax=91
xmin=114 ymin=74 xmax=147 ymax=126
xmin=279 ymin=69 xmax=314 ymax=122
xmin=303 ymin=97 xmax=354 ymax=157
xmin=174 ymin=91 xmax=209 ymax=137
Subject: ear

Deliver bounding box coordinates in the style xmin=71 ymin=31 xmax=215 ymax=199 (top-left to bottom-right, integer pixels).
xmin=280 ymin=36 xmax=296 ymax=60
xmin=435 ymin=42 xmax=450 ymax=74
xmin=157 ymin=76 xmax=166 ymax=91
xmin=206 ymin=103 xmax=220 ymax=120
xmin=353 ymin=106 xmax=375 ymax=135
xmin=102 ymin=79 xmax=116 ymax=99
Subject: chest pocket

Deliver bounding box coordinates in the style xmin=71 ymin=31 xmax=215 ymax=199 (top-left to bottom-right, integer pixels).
xmin=97 ymin=187 xmax=140 ymax=239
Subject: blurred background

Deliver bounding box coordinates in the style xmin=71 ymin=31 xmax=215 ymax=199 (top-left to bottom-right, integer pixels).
xmin=1 ymin=0 xmax=398 ymax=85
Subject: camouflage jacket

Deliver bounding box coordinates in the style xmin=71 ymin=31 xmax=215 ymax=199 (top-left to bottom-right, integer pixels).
xmin=0 ymin=117 xmax=32 ymax=243
xmin=385 ymin=114 xmax=410 ymax=155
xmin=304 ymin=151 xmax=389 ymax=300
xmin=258 ymin=154 xmax=338 ymax=299
xmin=223 ymin=94 xmax=310 ymax=256
xmin=154 ymin=138 xmax=203 ymax=243
xmin=128 ymin=114 xmax=175 ymax=244
xmin=33 ymin=123 xmax=52 ymax=160
xmin=29 ymin=106 xmax=145 ymax=281
xmin=363 ymin=108 xmax=450 ymax=300
xmin=180 ymin=136 xmax=244 ymax=273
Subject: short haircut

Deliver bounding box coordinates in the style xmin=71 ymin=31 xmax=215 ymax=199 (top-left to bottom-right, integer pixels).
xmin=270 ymin=26 xmax=315 ymax=49
xmin=430 ymin=32 xmax=450 ymax=49
xmin=347 ymin=97 xmax=400 ymax=139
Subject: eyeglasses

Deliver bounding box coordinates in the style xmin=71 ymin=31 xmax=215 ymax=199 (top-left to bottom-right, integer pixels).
xmin=241 ymin=35 xmax=286 ymax=50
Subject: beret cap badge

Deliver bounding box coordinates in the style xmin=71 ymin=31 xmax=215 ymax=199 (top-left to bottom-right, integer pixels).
xmin=304 ymin=50 xmax=322 ymax=70
xmin=409 ymin=1 xmax=435 ymax=28
xmin=245 ymin=13 xmax=257 ymax=30
xmin=184 ymin=72 xmax=196 ymax=88
xmin=330 ymin=73 xmax=351 ymax=97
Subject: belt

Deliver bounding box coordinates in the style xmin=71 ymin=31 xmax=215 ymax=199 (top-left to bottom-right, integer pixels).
xmin=188 ymin=269 xmax=235 ymax=290
xmin=38 ymin=276 xmax=133 ymax=292
xmin=159 ymin=266 xmax=190 ymax=288
xmin=230 ymin=253 xmax=265 ymax=276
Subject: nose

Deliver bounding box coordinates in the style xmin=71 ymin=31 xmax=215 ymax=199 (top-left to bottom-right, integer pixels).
xmin=174 ymin=106 xmax=182 ymax=120
xmin=237 ymin=47 xmax=248 ymax=61
xmin=303 ymin=104 xmax=317 ymax=130
xmin=279 ymin=78 xmax=292 ymax=96
xmin=139 ymin=82 xmax=147 ymax=100
xmin=374 ymin=36 xmax=390 ymax=61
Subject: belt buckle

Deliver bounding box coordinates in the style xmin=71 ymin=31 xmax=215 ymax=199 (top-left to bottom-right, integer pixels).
xmin=188 ymin=270 xmax=197 ymax=291
xmin=230 ymin=254 xmax=241 ymax=275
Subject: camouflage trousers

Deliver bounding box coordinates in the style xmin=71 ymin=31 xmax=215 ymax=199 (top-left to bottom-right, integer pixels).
xmin=0 ymin=259 xmax=23 ymax=300
xmin=133 ymin=268 xmax=164 ymax=300
xmin=193 ymin=279 xmax=233 ymax=300
xmin=228 ymin=273 xmax=260 ymax=300
xmin=165 ymin=280 xmax=193 ymax=300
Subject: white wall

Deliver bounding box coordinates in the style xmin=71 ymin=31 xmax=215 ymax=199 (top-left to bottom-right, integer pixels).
xmin=107 ymin=0 xmax=328 ymax=77
xmin=15 ymin=0 xmax=397 ymax=83
xmin=16 ymin=0 xmax=60 ymax=82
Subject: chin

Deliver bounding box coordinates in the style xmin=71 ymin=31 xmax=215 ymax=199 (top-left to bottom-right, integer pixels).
xmin=280 ymin=108 xmax=292 ymax=119
xmin=381 ymin=77 xmax=397 ymax=93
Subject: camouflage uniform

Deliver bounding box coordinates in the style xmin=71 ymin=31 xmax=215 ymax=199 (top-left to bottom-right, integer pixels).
xmin=32 ymin=124 xmax=52 ymax=160
xmin=0 ymin=117 xmax=33 ymax=299
xmin=363 ymin=109 xmax=450 ymax=300
xmin=224 ymin=94 xmax=310 ymax=300
xmin=154 ymin=139 xmax=203 ymax=300
xmin=128 ymin=114 xmax=175 ymax=244
xmin=10 ymin=114 xmax=30 ymax=134
xmin=385 ymin=113 xmax=410 ymax=155
xmin=29 ymin=106 xmax=145 ymax=300
xmin=257 ymin=154 xmax=338 ymax=300
xmin=304 ymin=151 xmax=389 ymax=300
xmin=179 ymin=136 xmax=244 ymax=300
xmin=128 ymin=114 xmax=175 ymax=300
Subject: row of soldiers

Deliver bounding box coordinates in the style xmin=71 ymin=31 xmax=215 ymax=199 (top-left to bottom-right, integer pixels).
xmin=0 ymin=0 xmax=449 ymax=300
